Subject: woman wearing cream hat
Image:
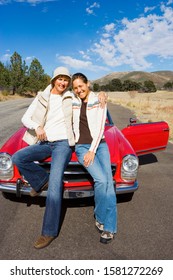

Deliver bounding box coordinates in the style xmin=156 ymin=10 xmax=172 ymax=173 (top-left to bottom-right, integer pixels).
xmin=12 ymin=66 xmax=75 ymax=249
xmin=12 ymin=66 xmax=107 ymax=249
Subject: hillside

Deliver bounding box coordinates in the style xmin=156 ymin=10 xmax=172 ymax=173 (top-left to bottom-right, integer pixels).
xmin=92 ymin=70 xmax=173 ymax=89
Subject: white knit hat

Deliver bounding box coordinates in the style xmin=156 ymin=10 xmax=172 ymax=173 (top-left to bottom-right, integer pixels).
xmin=51 ymin=66 xmax=71 ymax=82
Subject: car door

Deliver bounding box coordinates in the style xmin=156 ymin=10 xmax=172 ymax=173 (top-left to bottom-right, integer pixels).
xmin=121 ymin=121 xmax=169 ymax=155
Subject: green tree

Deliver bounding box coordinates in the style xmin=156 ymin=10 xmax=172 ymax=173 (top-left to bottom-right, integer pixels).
xmin=28 ymin=58 xmax=49 ymax=94
xmin=122 ymin=80 xmax=132 ymax=91
xmin=9 ymin=52 xmax=26 ymax=94
xmin=100 ymin=84 xmax=109 ymax=91
xmin=163 ymin=81 xmax=173 ymax=90
xmin=122 ymin=79 xmax=140 ymax=91
xmin=18 ymin=60 xmax=29 ymax=95
xmin=93 ymin=83 xmax=100 ymax=92
xmin=109 ymin=79 xmax=122 ymax=91
xmin=143 ymin=80 xmax=157 ymax=92
xmin=0 ymin=62 xmax=10 ymax=89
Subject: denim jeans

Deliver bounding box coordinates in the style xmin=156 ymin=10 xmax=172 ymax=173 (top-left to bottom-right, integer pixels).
xmin=75 ymin=142 xmax=117 ymax=233
xmin=12 ymin=140 xmax=72 ymax=236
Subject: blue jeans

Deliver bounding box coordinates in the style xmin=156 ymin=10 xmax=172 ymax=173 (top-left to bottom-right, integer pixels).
xmin=12 ymin=140 xmax=72 ymax=236
xmin=75 ymin=142 xmax=117 ymax=233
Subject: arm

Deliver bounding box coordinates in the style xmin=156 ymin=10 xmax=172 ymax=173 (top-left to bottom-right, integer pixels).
xmin=84 ymin=103 xmax=107 ymax=167
xmin=89 ymin=105 xmax=107 ymax=153
xmin=22 ymin=94 xmax=47 ymax=141
xmin=22 ymin=95 xmax=40 ymax=130
xmin=62 ymin=92 xmax=75 ymax=146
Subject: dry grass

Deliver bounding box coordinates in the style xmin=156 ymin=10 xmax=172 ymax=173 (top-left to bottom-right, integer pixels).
xmin=108 ymin=90 xmax=173 ymax=141
xmin=0 ymin=91 xmax=23 ymax=101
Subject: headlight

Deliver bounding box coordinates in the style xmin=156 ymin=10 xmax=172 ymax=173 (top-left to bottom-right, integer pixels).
xmin=0 ymin=153 xmax=13 ymax=180
xmin=121 ymin=154 xmax=139 ymax=181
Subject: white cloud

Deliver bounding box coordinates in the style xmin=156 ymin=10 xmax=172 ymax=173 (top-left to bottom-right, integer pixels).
xmin=0 ymin=53 xmax=11 ymax=62
xmin=102 ymin=23 xmax=116 ymax=38
xmin=86 ymin=2 xmax=100 ymax=15
xmin=0 ymin=0 xmax=10 ymax=4
xmin=91 ymin=4 xmax=173 ymax=70
xmin=17 ymin=0 xmax=55 ymax=5
xmin=56 ymin=55 xmax=108 ymax=72
xmin=0 ymin=0 xmax=55 ymax=5
xmin=79 ymin=51 xmax=91 ymax=60
xmin=144 ymin=6 xmax=156 ymax=13
xmin=25 ymin=56 xmax=35 ymax=61
xmin=104 ymin=23 xmax=115 ymax=33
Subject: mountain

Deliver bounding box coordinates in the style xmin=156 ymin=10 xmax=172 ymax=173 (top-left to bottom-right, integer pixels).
xmin=92 ymin=70 xmax=173 ymax=89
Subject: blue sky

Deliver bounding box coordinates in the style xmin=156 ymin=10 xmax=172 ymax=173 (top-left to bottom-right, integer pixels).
xmin=0 ymin=0 xmax=173 ymax=80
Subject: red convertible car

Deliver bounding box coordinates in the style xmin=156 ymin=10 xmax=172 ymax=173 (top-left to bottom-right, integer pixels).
xmin=0 ymin=111 xmax=169 ymax=199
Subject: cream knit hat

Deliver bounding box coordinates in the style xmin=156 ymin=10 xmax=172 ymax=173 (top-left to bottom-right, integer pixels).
xmin=51 ymin=66 xmax=71 ymax=82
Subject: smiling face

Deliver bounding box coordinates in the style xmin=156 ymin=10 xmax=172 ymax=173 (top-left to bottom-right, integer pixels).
xmin=51 ymin=75 xmax=71 ymax=95
xmin=72 ymin=77 xmax=90 ymax=102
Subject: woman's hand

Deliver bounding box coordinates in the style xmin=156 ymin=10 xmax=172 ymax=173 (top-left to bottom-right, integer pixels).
xmin=35 ymin=126 xmax=47 ymax=141
xmin=98 ymin=91 xmax=108 ymax=108
xmin=83 ymin=151 xmax=95 ymax=167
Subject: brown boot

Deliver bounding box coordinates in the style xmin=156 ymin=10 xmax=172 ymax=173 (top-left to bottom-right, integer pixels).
xmin=34 ymin=235 xmax=55 ymax=249
xmin=30 ymin=181 xmax=48 ymax=197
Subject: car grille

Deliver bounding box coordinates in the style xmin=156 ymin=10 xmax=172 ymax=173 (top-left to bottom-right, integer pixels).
xmin=38 ymin=161 xmax=116 ymax=184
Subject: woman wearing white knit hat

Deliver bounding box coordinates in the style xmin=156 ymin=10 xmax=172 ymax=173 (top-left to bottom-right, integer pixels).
xmin=12 ymin=66 xmax=107 ymax=249
xmin=12 ymin=66 xmax=74 ymax=249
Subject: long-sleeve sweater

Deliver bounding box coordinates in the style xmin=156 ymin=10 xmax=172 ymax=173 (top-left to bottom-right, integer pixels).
xmin=72 ymin=91 xmax=107 ymax=153
xmin=22 ymin=85 xmax=75 ymax=146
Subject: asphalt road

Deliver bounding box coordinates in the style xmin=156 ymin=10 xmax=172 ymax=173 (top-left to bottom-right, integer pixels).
xmin=0 ymin=98 xmax=173 ymax=260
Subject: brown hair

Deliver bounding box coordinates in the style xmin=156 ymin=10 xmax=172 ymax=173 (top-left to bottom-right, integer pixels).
xmin=72 ymin=73 xmax=88 ymax=84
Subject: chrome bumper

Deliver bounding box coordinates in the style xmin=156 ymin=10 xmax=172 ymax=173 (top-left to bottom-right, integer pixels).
xmin=0 ymin=180 xmax=138 ymax=199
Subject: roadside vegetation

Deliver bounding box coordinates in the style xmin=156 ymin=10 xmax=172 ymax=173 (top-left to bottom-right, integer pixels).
xmin=108 ymin=90 xmax=173 ymax=141
xmin=0 ymin=51 xmax=50 ymax=96
xmin=93 ymin=77 xmax=173 ymax=93
xmin=0 ymin=91 xmax=21 ymax=101
xmin=93 ymin=78 xmax=157 ymax=93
